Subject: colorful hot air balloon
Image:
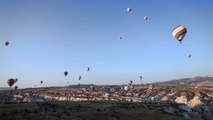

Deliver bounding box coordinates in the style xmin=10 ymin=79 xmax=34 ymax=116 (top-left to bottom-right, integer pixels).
xmin=144 ymin=16 xmax=148 ymax=21
xmin=172 ymin=25 xmax=187 ymax=43
xmin=64 ymin=71 xmax=68 ymax=77
xmin=127 ymin=7 xmax=132 ymax=13
xmin=4 ymin=41 xmax=9 ymax=47
xmin=7 ymin=78 xmax=15 ymax=87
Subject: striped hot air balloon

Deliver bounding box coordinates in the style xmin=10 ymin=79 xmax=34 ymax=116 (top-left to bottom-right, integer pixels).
xmin=172 ymin=25 xmax=187 ymax=43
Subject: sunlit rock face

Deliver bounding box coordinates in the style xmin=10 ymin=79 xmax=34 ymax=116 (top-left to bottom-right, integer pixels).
xmin=175 ymin=96 xmax=188 ymax=105
xmin=187 ymin=96 xmax=203 ymax=108
xmin=22 ymin=97 xmax=31 ymax=103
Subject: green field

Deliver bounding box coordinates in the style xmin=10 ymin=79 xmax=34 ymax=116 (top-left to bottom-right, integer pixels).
xmin=0 ymin=101 xmax=195 ymax=120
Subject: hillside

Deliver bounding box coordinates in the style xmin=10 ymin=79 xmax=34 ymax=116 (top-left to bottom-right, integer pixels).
xmin=153 ymin=76 xmax=213 ymax=86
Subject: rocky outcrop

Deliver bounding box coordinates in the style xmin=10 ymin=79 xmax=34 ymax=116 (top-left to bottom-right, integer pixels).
xmin=22 ymin=97 xmax=31 ymax=102
xmin=175 ymin=96 xmax=188 ymax=104
xmin=187 ymin=96 xmax=203 ymax=108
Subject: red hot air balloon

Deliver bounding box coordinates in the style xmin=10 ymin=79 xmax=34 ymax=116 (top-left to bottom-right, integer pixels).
xmin=7 ymin=78 xmax=15 ymax=87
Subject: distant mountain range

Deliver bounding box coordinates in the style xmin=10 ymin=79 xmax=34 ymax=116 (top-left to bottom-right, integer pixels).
xmin=153 ymin=76 xmax=213 ymax=86
xmin=0 ymin=87 xmax=14 ymax=91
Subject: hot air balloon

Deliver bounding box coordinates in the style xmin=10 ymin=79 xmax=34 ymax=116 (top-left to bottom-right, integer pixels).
xmin=188 ymin=54 xmax=191 ymax=58
xmin=172 ymin=25 xmax=187 ymax=43
xmin=119 ymin=37 xmax=122 ymax=40
xmin=139 ymin=76 xmax=143 ymax=81
xmin=124 ymin=85 xmax=130 ymax=92
xmin=78 ymin=76 xmax=82 ymax=81
xmin=86 ymin=67 xmax=90 ymax=71
xmin=40 ymin=81 xmax=43 ymax=84
xmin=128 ymin=80 xmax=133 ymax=85
xmin=127 ymin=7 xmax=132 ymax=13
xmin=144 ymin=16 xmax=148 ymax=21
xmin=4 ymin=41 xmax=9 ymax=47
xmin=14 ymin=86 xmax=18 ymax=90
xmin=14 ymin=78 xmax=18 ymax=83
xmin=64 ymin=71 xmax=68 ymax=77
xmin=7 ymin=78 xmax=15 ymax=87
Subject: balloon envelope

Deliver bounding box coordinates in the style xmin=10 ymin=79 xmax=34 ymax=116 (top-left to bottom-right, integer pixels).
xmin=78 ymin=76 xmax=81 ymax=80
xmin=127 ymin=7 xmax=132 ymax=13
xmin=64 ymin=71 xmax=68 ymax=76
xmin=4 ymin=41 xmax=9 ymax=47
xmin=86 ymin=67 xmax=90 ymax=71
xmin=15 ymin=78 xmax=18 ymax=83
xmin=139 ymin=76 xmax=143 ymax=80
xmin=144 ymin=16 xmax=148 ymax=21
xmin=172 ymin=25 xmax=187 ymax=43
xmin=7 ymin=78 xmax=15 ymax=87
xmin=14 ymin=86 xmax=18 ymax=90
xmin=129 ymin=80 xmax=133 ymax=85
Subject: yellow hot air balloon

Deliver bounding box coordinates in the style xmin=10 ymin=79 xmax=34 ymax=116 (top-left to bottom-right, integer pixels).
xmin=172 ymin=25 xmax=187 ymax=43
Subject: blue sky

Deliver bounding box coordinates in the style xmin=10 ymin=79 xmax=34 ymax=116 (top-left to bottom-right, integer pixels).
xmin=0 ymin=0 xmax=213 ymax=88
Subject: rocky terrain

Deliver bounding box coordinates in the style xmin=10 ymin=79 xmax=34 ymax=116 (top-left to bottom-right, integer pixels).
xmin=0 ymin=76 xmax=212 ymax=120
